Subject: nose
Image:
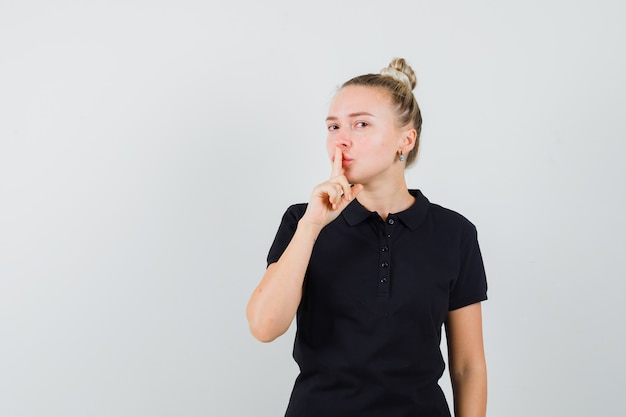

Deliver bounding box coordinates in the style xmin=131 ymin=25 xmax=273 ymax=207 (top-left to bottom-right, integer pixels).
xmin=334 ymin=131 xmax=351 ymax=148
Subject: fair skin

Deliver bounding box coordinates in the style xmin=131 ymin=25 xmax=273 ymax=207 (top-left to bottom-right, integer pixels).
xmin=246 ymin=85 xmax=487 ymax=417
xmin=447 ymin=303 xmax=488 ymax=417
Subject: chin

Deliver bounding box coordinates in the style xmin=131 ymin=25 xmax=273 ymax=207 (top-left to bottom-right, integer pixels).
xmin=345 ymin=173 xmax=362 ymax=185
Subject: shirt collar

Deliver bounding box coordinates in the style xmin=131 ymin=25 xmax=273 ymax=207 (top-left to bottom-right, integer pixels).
xmin=342 ymin=189 xmax=430 ymax=230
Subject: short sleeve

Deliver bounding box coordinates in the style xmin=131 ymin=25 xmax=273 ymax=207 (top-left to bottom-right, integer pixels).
xmin=449 ymin=222 xmax=488 ymax=311
xmin=266 ymin=204 xmax=308 ymax=267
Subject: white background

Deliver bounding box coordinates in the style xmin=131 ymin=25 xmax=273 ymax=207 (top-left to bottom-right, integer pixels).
xmin=1 ymin=1 xmax=625 ymax=416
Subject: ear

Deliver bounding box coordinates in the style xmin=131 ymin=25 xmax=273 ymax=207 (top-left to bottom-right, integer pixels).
xmin=400 ymin=128 xmax=418 ymax=154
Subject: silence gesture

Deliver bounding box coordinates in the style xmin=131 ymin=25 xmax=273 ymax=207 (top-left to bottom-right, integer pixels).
xmin=301 ymin=147 xmax=364 ymax=230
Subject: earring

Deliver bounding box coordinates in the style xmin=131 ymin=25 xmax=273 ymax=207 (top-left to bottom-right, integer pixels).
xmin=398 ymin=151 xmax=405 ymax=162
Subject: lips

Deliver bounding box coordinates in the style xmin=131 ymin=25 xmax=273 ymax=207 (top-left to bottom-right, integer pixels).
xmin=331 ymin=152 xmax=353 ymax=167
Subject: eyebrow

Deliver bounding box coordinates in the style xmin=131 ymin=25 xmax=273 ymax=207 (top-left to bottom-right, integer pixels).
xmin=325 ymin=112 xmax=375 ymax=122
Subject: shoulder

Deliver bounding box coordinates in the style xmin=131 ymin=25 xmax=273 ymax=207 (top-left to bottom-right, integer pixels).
xmin=429 ymin=202 xmax=476 ymax=230
xmin=413 ymin=190 xmax=478 ymax=236
xmin=282 ymin=203 xmax=308 ymax=219
xmin=275 ymin=203 xmax=309 ymax=227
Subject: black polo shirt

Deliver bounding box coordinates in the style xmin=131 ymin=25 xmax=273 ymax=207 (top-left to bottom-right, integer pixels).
xmin=267 ymin=189 xmax=487 ymax=417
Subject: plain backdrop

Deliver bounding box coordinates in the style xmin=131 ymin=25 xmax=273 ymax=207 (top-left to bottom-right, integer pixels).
xmin=1 ymin=1 xmax=625 ymax=416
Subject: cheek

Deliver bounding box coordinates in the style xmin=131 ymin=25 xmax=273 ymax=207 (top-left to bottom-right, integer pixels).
xmin=375 ymin=140 xmax=393 ymax=155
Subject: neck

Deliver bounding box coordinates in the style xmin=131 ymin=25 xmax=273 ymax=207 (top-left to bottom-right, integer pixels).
xmin=356 ymin=177 xmax=415 ymax=220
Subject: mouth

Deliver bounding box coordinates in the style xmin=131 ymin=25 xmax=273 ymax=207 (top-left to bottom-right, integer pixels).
xmin=331 ymin=153 xmax=353 ymax=166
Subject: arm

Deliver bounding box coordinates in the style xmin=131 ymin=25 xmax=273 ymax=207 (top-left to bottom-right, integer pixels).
xmin=445 ymin=302 xmax=487 ymax=417
xmin=245 ymin=220 xmax=320 ymax=342
xmin=246 ymin=148 xmax=363 ymax=342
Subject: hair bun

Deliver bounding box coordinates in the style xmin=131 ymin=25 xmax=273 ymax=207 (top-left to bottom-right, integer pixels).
xmin=380 ymin=58 xmax=417 ymax=90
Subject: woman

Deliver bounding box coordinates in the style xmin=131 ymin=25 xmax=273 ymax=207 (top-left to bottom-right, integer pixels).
xmin=246 ymin=58 xmax=488 ymax=417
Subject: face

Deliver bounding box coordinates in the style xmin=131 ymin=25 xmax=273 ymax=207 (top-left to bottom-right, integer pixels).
xmin=326 ymin=85 xmax=410 ymax=185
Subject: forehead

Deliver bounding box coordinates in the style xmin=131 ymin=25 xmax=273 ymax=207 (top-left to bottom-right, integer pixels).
xmin=328 ymin=85 xmax=393 ymax=116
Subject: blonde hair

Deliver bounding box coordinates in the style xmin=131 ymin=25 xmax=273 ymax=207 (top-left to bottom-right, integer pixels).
xmin=341 ymin=58 xmax=422 ymax=167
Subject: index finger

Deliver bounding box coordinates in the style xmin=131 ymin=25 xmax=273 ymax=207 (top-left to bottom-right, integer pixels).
xmin=331 ymin=147 xmax=343 ymax=178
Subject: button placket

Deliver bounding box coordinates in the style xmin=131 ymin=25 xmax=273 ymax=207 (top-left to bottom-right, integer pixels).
xmin=378 ymin=216 xmax=395 ymax=295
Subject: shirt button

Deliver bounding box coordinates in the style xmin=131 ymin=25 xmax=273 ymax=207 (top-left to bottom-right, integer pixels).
xmin=388 ymin=218 xmax=395 ymax=225
xmin=381 ymin=262 xmax=389 ymax=268
xmin=381 ymin=246 xmax=389 ymax=252
xmin=386 ymin=234 xmax=391 ymax=238
xmin=380 ymin=277 xmax=388 ymax=283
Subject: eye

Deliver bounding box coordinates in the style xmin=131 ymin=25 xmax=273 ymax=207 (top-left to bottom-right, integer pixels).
xmin=327 ymin=124 xmax=339 ymax=131
xmin=355 ymin=121 xmax=369 ymax=128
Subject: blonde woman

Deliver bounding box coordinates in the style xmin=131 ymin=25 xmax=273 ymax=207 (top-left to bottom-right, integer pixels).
xmin=247 ymin=58 xmax=488 ymax=417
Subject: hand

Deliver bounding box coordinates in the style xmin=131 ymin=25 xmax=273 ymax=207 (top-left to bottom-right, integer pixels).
xmin=301 ymin=147 xmax=364 ymax=229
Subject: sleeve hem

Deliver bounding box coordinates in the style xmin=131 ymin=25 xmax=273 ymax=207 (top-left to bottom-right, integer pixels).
xmin=449 ymin=293 xmax=488 ymax=311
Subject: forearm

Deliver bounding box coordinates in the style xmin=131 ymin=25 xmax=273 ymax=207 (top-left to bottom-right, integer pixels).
xmin=246 ymin=220 xmax=321 ymax=342
xmin=450 ymin=365 xmax=487 ymax=417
